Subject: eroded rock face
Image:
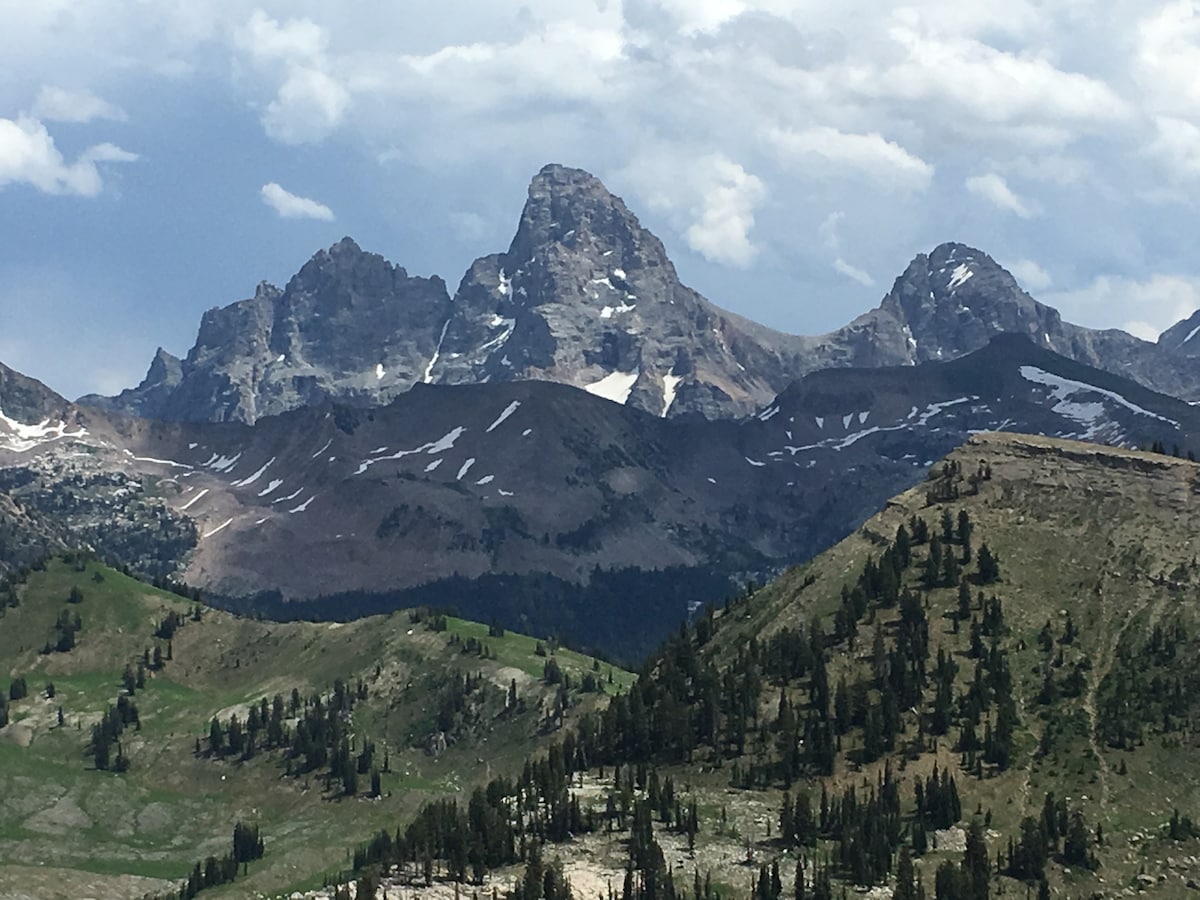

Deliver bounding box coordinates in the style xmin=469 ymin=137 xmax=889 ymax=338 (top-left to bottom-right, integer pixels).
xmin=82 ymin=169 xmax=1200 ymax=425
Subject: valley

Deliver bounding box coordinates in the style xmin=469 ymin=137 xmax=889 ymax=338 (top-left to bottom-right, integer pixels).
xmin=0 ymin=555 xmax=629 ymax=899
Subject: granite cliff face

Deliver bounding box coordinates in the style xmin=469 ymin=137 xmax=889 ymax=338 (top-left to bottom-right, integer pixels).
xmin=83 ymin=167 xmax=1200 ymax=424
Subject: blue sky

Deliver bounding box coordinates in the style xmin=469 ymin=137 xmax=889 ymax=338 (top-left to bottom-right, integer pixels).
xmin=4 ymin=1 xmax=1200 ymax=399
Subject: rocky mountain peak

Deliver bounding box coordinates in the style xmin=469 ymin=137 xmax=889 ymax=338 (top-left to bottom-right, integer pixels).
xmin=503 ymin=164 xmax=674 ymax=282
xmin=432 ymin=164 xmax=798 ymax=419
xmin=142 ymin=348 xmax=183 ymax=391
xmin=877 ymin=242 xmax=1061 ymax=362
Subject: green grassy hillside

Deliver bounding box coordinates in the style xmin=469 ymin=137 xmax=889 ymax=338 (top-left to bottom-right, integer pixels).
xmin=308 ymin=433 xmax=1200 ymax=900
xmin=0 ymin=554 xmax=631 ymax=899
xmin=666 ymin=433 xmax=1200 ymax=897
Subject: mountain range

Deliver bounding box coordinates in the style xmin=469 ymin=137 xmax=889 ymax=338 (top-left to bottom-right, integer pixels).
xmin=81 ymin=165 xmax=1200 ymax=426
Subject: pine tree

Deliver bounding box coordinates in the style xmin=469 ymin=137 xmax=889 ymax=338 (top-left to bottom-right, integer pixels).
xmin=976 ymin=544 xmax=999 ymax=584
xmin=895 ymin=846 xmax=919 ymax=900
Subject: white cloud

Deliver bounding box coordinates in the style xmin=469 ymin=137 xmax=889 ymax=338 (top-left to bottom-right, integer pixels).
xmin=262 ymin=67 xmax=350 ymax=144
xmin=873 ymin=22 xmax=1130 ymax=133
xmin=965 ymin=173 xmax=1038 ymax=218
xmin=768 ymin=126 xmax=933 ymax=192
xmin=833 ymin=258 xmax=875 ymax=286
xmin=619 ymin=151 xmax=765 ymax=267
xmin=1146 ymin=116 xmax=1200 ymax=183
xmin=817 ymin=212 xmax=874 ymax=285
xmin=0 ymin=115 xmax=136 ymax=196
xmin=260 ymin=182 xmax=335 ymax=220
xmin=235 ymin=10 xmax=350 ymax=145
xmin=1044 ymin=274 xmax=1200 ymax=340
xmin=1135 ymin=1 xmax=1200 ymax=118
xmin=683 ymin=156 xmax=765 ymax=267
xmin=818 ymin=211 xmax=844 ymax=252
xmin=1123 ymin=320 xmax=1160 ymax=342
xmin=1007 ymin=259 xmax=1052 ymax=292
xmin=237 ymin=9 xmax=328 ymax=65
xmin=32 ymin=86 xmax=127 ymax=123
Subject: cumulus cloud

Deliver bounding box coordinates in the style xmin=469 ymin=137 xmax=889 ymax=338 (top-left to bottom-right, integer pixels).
xmin=768 ymin=126 xmax=933 ymax=192
xmin=32 ymin=86 xmax=127 ymax=123
xmin=1146 ymin=116 xmax=1200 ymax=183
xmin=873 ymin=22 xmax=1130 ymax=133
xmin=237 ymin=9 xmax=328 ymax=65
xmin=262 ymin=67 xmax=350 ymax=144
xmin=260 ymin=182 xmax=335 ymax=220
xmin=0 ymin=115 xmax=136 ymax=196
xmin=1007 ymin=259 xmax=1052 ymax=292
xmin=683 ymin=156 xmax=765 ymax=267
xmin=236 ymin=10 xmax=350 ymax=144
xmin=965 ymin=173 xmax=1038 ymax=218
xmin=1135 ymin=1 xmax=1200 ymax=118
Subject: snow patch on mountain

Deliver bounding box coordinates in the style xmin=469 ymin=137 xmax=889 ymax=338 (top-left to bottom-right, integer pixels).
xmin=207 ymin=452 xmax=241 ymax=473
xmin=948 ymin=264 xmax=974 ymax=290
xmin=273 ymin=487 xmax=304 ymax=504
xmin=584 ymin=370 xmax=639 ymax=405
xmin=486 ymin=401 xmax=521 ymax=433
xmin=179 ymin=489 xmax=209 ymax=511
xmin=1019 ymin=366 xmax=1178 ymax=428
xmin=0 ymin=410 xmax=87 ymax=453
xmin=232 ymin=457 xmax=275 ymax=487
xmin=258 ymin=479 xmax=284 ymax=497
xmin=202 ymin=518 xmax=233 ymax=539
xmin=662 ymin=374 xmax=683 ymax=418
xmin=424 ymin=319 xmax=451 ymax=384
xmin=354 ymin=427 xmax=467 ymax=475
